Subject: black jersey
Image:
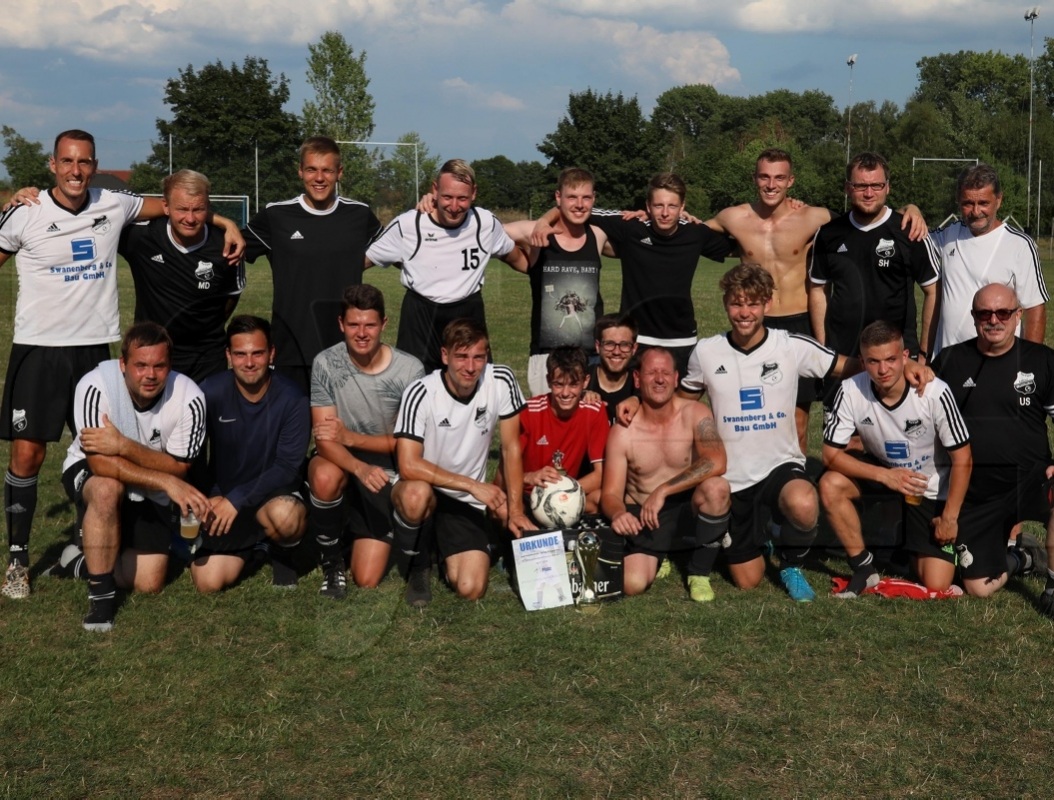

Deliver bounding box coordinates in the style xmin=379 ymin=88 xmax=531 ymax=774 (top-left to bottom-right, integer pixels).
xmin=587 ymin=365 xmax=634 ymax=425
xmin=119 ymin=218 xmax=244 ymax=380
xmin=589 ymin=211 xmax=731 ymax=344
xmin=809 ymin=208 xmax=937 ymax=356
xmin=932 ymin=338 xmax=1054 ymax=500
xmin=243 ymin=196 xmax=381 ymax=369
xmin=529 ymin=228 xmax=604 ymax=354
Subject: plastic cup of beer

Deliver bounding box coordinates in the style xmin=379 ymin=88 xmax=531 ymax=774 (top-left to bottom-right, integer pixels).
xmin=904 ymin=493 xmax=923 ymax=506
xmin=180 ymin=510 xmax=201 ymax=540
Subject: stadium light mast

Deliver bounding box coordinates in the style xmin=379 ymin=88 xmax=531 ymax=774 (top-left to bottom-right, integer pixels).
xmin=845 ymin=54 xmax=857 ymax=165
xmin=1026 ymin=7 xmax=1040 ymax=233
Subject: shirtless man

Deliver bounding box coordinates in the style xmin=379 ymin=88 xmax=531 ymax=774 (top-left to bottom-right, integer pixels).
xmin=705 ymin=149 xmax=926 ymax=451
xmin=600 ymin=348 xmax=729 ymax=601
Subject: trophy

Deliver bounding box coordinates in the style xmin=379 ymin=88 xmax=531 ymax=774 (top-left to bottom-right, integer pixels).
xmin=575 ymin=530 xmax=601 ymax=612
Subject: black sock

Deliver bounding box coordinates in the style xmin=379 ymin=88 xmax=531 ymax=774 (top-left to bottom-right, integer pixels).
xmin=1044 ymin=569 xmax=1054 ymax=593
xmin=5 ymin=471 xmax=37 ymax=568
xmin=845 ymin=550 xmax=877 ymax=595
xmin=86 ymin=571 xmax=116 ymax=602
xmin=778 ymin=525 xmax=817 ymax=569
xmin=310 ymin=492 xmax=344 ymax=568
xmin=687 ymin=512 xmax=728 ymax=576
xmin=1007 ymin=548 xmax=1025 ymax=577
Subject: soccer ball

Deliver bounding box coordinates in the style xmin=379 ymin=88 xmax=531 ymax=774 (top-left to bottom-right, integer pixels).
xmin=529 ymin=475 xmax=586 ymax=528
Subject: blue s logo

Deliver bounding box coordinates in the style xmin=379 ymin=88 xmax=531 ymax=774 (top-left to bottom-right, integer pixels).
xmin=71 ymin=238 xmax=96 ymax=262
xmin=740 ymin=387 xmax=764 ymax=410
xmin=884 ymin=441 xmax=909 ymax=460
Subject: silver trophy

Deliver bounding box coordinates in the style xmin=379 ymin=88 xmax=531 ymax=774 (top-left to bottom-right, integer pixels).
xmin=575 ymin=530 xmax=601 ymax=611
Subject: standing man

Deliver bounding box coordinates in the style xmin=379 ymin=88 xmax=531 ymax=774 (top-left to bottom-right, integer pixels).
xmin=502 ymin=168 xmax=610 ymax=396
xmin=60 ymin=322 xmax=209 ymax=631
xmin=589 ymin=313 xmax=640 ymax=425
xmin=243 ymin=135 xmax=382 ymax=392
xmin=192 ymin=316 xmax=310 ymax=594
xmin=120 ymin=169 xmax=245 ymax=383
xmin=600 ymin=348 xmax=728 ymax=601
xmin=928 ymin=164 xmax=1048 ymax=357
xmin=535 ymin=173 xmax=733 ymax=375
xmin=307 ymin=285 xmax=424 ymax=601
xmin=391 ymin=319 xmax=533 ymax=602
xmin=820 ymin=321 xmax=971 ymax=597
xmin=0 ymin=129 xmax=241 ymax=598
xmin=366 ymin=159 xmax=528 ymax=373
xmin=931 ymin=285 xmax=1052 ymax=598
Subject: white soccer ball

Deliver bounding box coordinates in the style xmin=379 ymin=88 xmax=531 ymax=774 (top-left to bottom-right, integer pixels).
xmin=529 ymin=475 xmax=586 ymax=528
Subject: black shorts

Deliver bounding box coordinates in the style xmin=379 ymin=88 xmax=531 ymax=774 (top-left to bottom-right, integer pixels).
xmin=433 ymin=492 xmax=492 ymax=558
xmin=346 ymin=478 xmax=395 ymax=544
xmin=728 ymin=462 xmax=813 ymax=564
xmin=397 ymin=290 xmax=487 ymax=374
xmin=623 ymin=491 xmax=697 ymax=556
xmin=1 ymin=343 xmax=110 ymax=441
xmin=847 ymin=476 xmax=954 ymax=564
xmin=957 ymin=465 xmax=1051 ymax=579
xmin=62 ymin=460 xmax=175 ymax=554
xmin=766 ymin=313 xmax=822 ymax=408
xmin=202 ymin=480 xmax=305 ymax=553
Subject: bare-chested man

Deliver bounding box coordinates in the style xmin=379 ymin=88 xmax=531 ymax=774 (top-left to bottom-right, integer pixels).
xmin=600 ymin=347 xmax=729 ymax=602
xmin=704 ymin=149 xmax=927 ymax=452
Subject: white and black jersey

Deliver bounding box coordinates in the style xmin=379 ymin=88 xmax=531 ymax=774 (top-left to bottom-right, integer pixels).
xmin=120 ymin=218 xmax=244 ymax=378
xmin=824 ymin=374 xmax=969 ymax=500
xmin=0 ymin=188 xmax=143 ymax=345
xmin=529 ymin=228 xmax=604 ymax=354
xmin=589 ymin=210 xmax=732 ymax=346
xmin=243 ymin=195 xmax=381 ymax=368
xmin=367 ymin=207 xmax=515 ymax=304
xmin=809 ymin=207 xmax=938 ymax=356
xmin=683 ymin=328 xmax=836 ymax=492
xmin=927 ymin=221 xmax=1048 ymax=354
xmin=63 ymin=363 xmax=206 ymax=506
xmin=394 ymin=364 xmax=525 ymax=509
xmin=932 ymin=338 xmax=1054 ymax=500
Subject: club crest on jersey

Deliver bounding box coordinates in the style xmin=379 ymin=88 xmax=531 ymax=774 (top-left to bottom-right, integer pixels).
xmin=91 ymin=216 xmax=112 ymax=234
xmin=1014 ymin=371 xmax=1036 ymax=395
xmin=474 ymin=406 xmax=488 ymax=428
xmin=875 ymin=238 xmax=895 ymax=260
xmin=760 ymin=362 xmax=782 ymax=385
xmin=903 ymin=418 xmax=926 ymax=439
xmin=11 ymin=409 xmax=26 ymax=433
xmin=195 ymin=261 xmax=216 ymax=281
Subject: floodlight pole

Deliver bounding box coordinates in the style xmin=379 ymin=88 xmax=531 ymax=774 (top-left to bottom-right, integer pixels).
xmin=845 ymin=54 xmax=857 ymax=165
xmin=1026 ymin=7 xmax=1040 ymax=233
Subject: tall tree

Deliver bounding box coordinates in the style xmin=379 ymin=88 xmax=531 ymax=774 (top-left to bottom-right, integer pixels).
xmin=1 ymin=126 xmax=51 ymax=190
xmin=538 ymin=89 xmax=659 ymax=208
xmin=372 ymin=132 xmax=439 ymax=217
xmin=302 ymin=31 xmax=375 ymax=199
xmin=129 ymin=57 xmax=302 ymax=203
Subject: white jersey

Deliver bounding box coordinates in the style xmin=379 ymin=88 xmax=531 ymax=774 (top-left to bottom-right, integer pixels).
xmin=63 ymin=363 xmax=206 ymax=506
xmin=366 ymin=208 xmax=516 ymax=303
xmin=823 ymin=374 xmax=969 ymax=500
xmin=927 ymin=221 xmax=1048 ymax=354
xmin=683 ymin=328 xmax=836 ymax=492
xmin=394 ymin=364 xmax=525 ymax=509
xmin=0 ymin=188 xmax=143 ymax=345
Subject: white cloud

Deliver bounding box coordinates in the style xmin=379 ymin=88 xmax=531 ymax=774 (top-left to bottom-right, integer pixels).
xmin=442 ymin=78 xmax=526 ymax=110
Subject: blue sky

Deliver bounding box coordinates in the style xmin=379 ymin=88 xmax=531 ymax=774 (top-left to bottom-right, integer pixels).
xmin=0 ymin=1 xmax=1046 ymax=181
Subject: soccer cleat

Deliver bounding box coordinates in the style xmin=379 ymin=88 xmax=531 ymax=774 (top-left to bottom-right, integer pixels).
xmin=687 ymin=574 xmax=715 ymax=603
xmin=1 ymin=563 xmax=30 ymax=599
xmin=270 ymin=550 xmax=298 ymax=589
xmin=319 ymin=563 xmax=348 ymax=600
xmin=834 ymin=569 xmax=880 ymax=599
xmin=780 ymin=566 xmax=816 ymax=602
xmin=1018 ymin=532 xmax=1048 ymax=577
xmin=655 ymin=558 xmax=672 ymax=580
xmin=82 ymin=597 xmax=115 ymax=632
xmin=405 ymin=566 xmax=432 ymax=608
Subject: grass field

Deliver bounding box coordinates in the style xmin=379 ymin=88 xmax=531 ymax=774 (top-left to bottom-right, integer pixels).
xmin=2 ymin=249 xmax=1054 ymax=798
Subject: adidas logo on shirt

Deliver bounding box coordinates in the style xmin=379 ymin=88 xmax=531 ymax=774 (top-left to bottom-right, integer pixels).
xmin=640 ymin=237 xmax=653 ymax=246
xmin=151 ymin=254 xmax=165 ymax=264
xmin=962 ymin=377 xmax=976 ymax=388
xmin=290 ymin=231 xmax=304 ymax=240
xmin=536 ymin=435 xmax=549 ymax=446
xmin=861 ymin=416 xmax=874 ymax=426
xmin=715 ymin=365 xmax=727 ymax=375
xmin=46 ymin=223 xmax=60 ymax=233
xmin=837 ymin=243 xmax=848 ymax=253
xmin=438 ymin=418 xmax=451 ymax=427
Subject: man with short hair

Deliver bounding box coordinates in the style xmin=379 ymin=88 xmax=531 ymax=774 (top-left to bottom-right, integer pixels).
xmin=0 ymin=129 xmax=241 ymax=598
xmin=120 ymin=169 xmax=245 ymax=383
xmin=392 ymin=319 xmax=533 ymax=602
xmin=307 ymin=285 xmax=425 ymax=601
xmin=931 ymin=284 xmax=1053 ymax=598
xmin=192 ymin=316 xmax=310 ymax=594
xmin=60 ymin=322 xmax=209 ymax=631
xmin=366 ymin=159 xmax=528 ymax=373
xmin=928 ymin=164 xmax=1048 ymax=357
xmin=820 ymin=321 xmax=971 ymax=597
xmin=600 ymin=347 xmax=728 ymax=601
xmin=243 ymin=135 xmax=382 ymax=392
xmin=589 ymin=313 xmax=639 ymax=425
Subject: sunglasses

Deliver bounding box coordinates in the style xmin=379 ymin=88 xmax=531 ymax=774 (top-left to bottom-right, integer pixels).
xmin=970 ymin=308 xmax=1019 ymax=322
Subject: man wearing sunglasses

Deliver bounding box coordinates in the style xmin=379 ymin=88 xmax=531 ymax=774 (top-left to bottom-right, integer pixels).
xmin=930 ymin=284 xmax=1052 ymax=599
xmin=927 ymin=164 xmax=1048 ymax=358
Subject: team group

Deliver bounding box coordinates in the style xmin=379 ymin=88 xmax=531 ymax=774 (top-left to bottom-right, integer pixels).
xmin=0 ymin=130 xmax=1052 ymax=631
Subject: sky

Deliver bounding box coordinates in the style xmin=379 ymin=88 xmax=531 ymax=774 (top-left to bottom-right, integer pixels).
xmin=0 ymin=1 xmax=1048 ymax=182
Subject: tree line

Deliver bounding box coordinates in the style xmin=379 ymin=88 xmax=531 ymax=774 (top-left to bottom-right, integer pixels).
xmin=6 ymin=38 xmax=1054 ymax=230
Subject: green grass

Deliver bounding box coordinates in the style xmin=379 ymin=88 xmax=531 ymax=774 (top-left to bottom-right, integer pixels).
xmin=2 ymin=253 xmax=1054 ymax=797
